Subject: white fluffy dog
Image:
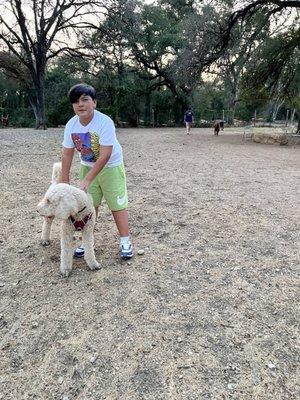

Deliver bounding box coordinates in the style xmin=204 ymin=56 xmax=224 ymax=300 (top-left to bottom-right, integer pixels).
xmin=37 ymin=163 xmax=100 ymax=277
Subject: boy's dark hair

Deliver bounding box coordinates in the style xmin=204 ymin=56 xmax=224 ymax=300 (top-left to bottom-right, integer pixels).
xmin=68 ymin=83 xmax=96 ymax=103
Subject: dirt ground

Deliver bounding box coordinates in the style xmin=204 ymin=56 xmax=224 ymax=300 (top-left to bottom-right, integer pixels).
xmin=0 ymin=127 xmax=299 ymax=400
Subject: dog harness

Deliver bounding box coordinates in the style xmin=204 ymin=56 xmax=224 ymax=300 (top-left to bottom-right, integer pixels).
xmin=70 ymin=207 xmax=92 ymax=231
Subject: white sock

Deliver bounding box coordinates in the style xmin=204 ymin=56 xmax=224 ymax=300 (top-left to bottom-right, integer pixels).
xmin=120 ymin=236 xmax=130 ymax=245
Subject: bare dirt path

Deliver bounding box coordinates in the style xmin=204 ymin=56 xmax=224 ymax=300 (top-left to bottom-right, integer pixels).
xmin=0 ymin=127 xmax=299 ymax=400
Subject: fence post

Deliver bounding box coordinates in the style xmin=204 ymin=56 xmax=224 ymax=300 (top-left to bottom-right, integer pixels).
xmin=285 ymin=109 xmax=290 ymax=126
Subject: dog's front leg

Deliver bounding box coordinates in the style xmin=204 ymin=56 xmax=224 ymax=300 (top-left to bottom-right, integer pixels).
xmin=41 ymin=216 xmax=54 ymax=245
xmin=60 ymin=221 xmax=74 ymax=277
xmin=82 ymin=225 xmax=100 ymax=271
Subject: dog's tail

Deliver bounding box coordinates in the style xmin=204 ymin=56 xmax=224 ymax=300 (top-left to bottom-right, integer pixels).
xmin=51 ymin=162 xmax=62 ymax=184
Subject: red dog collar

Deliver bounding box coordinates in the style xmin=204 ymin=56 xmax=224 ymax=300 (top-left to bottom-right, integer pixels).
xmin=70 ymin=213 xmax=92 ymax=231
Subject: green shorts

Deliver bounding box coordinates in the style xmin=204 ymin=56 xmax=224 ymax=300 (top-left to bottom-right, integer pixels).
xmin=80 ymin=163 xmax=128 ymax=211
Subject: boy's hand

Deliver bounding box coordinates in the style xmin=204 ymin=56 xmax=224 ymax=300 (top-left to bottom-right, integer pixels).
xmin=80 ymin=179 xmax=90 ymax=192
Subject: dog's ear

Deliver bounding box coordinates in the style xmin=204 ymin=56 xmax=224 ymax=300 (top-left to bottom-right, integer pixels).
xmin=67 ymin=193 xmax=84 ymax=217
xmin=70 ymin=190 xmax=89 ymax=216
xmin=47 ymin=189 xmax=61 ymax=206
xmin=65 ymin=193 xmax=81 ymax=217
xmin=87 ymin=193 xmax=94 ymax=206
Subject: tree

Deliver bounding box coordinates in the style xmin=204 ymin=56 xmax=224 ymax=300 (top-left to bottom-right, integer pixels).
xmin=125 ymin=2 xmax=191 ymax=121
xmin=0 ymin=52 xmax=35 ymax=125
xmin=221 ymin=0 xmax=300 ymax=50
xmin=79 ymin=0 xmax=189 ymax=124
xmin=241 ymin=29 xmax=300 ymax=130
xmin=0 ymin=0 xmax=103 ymax=129
xmin=103 ymin=0 xmax=227 ymax=123
xmin=77 ymin=0 xmax=145 ymax=125
xmin=209 ymin=7 xmax=272 ymax=123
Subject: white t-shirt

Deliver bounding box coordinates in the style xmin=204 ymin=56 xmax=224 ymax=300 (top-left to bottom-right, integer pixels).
xmin=62 ymin=110 xmax=123 ymax=167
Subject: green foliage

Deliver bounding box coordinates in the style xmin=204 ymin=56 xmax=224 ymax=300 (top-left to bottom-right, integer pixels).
xmin=241 ymin=31 xmax=300 ymax=111
xmin=1 ymin=0 xmax=299 ymax=127
xmin=0 ymin=73 xmax=34 ymax=126
xmin=44 ymin=67 xmax=77 ymax=126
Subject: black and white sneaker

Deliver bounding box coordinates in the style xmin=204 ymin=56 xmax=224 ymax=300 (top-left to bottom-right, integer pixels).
xmin=120 ymin=242 xmax=133 ymax=259
xmin=74 ymin=245 xmax=85 ymax=258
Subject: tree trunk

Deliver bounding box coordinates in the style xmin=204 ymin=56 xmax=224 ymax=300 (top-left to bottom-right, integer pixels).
xmin=29 ymin=71 xmax=47 ymax=129
xmin=272 ymin=100 xmax=284 ymax=122
xmin=34 ymin=78 xmax=46 ymax=129
xmin=173 ymin=97 xmax=188 ymax=126
xmin=35 ymin=104 xmax=46 ymax=130
xmin=227 ymin=91 xmax=236 ymax=125
xmin=144 ymin=93 xmax=151 ymax=126
xmin=29 ymin=94 xmax=46 ymax=129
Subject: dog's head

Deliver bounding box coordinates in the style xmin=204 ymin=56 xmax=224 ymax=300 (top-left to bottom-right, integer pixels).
xmin=37 ymin=183 xmax=87 ymax=220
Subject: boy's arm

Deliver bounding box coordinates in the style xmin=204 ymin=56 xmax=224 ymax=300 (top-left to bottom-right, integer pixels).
xmin=80 ymin=145 xmax=113 ymax=192
xmin=61 ymin=147 xmax=75 ymax=183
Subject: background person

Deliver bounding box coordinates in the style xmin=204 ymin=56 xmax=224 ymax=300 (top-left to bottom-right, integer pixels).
xmin=184 ymin=107 xmax=194 ymax=134
xmin=61 ymin=83 xmax=133 ymax=259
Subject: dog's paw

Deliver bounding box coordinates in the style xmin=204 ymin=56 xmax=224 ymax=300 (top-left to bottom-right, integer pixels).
xmin=60 ymin=267 xmax=71 ymax=277
xmin=89 ymin=261 xmax=100 ymax=271
xmin=40 ymin=239 xmax=51 ymax=246
xmin=60 ymin=270 xmax=70 ymax=278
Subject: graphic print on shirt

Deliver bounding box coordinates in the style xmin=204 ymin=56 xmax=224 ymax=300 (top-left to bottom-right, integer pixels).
xmin=71 ymin=132 xmax=100 ymax=162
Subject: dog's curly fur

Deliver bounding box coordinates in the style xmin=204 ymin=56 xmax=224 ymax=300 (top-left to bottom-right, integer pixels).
xmin=37 ymin=162 xmax=99 ymax=277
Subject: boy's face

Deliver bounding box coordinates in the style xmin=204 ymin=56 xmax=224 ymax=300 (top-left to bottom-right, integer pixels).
xmin=72 ymin=94 xmax=96 ymax=124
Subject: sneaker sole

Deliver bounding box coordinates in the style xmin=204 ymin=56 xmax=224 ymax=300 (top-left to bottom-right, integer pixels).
xmin=74 ymin=252 xmax=85 ymax=258
xmin=121 ymin=253 xmax=133 ymax=259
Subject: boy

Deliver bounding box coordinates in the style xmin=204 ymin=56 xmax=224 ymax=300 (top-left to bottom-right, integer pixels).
xmin=61 ymin=83 xmax=133 ymax=259
xmin=184 ymin=107 xmax=194 ymax=135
